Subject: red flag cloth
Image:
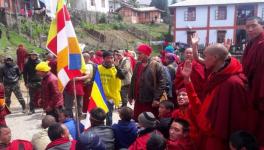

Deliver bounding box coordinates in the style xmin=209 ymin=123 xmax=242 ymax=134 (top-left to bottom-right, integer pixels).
xmin=197 ymin=57 xmax=251 ymax=150
xmin=175 ymin=60 xmax=205 ymax=101
xmin=242 ymin=32 xmax=264 ymax=146
xmin=16 ymin=45 xmax=28 ymax=72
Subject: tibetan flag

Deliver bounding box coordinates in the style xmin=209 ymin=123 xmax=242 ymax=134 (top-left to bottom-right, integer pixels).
xmin=87 ymin=70 xmax=109 ymax=113
xmin=46 ymin=0 xmax=86 ymax=92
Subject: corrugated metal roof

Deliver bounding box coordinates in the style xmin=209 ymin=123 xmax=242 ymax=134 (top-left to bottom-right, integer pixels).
xmin=135 ymin=7 xmax=161 ymax=11
xmin=169 ymin=0 xmax=264 ymax=7
xmin=138 ymin=0 xmax=151 ymax=5
xmin=116 ymin=5 xmax=164 ymax=12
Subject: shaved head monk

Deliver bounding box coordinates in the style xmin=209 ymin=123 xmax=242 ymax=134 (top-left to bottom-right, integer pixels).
xmin=182 ymin=44 xmax=251 ymax=150
xmin=242 ymin=16 xmax=264 ymax=147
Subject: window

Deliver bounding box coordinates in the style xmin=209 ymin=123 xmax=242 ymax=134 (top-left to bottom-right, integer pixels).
xmin=216 ymin=6 xmax=227 ymax=20
xmin=184 ymin=7 xmax=196 ymax=21
xmin=187 ymin=31 xmax=196 ymax=45
xmin=217 ymin=30 xmax=226 ymax=43
xmin=101 ymin=0 xmax=105 ymax=8
xmin=91 ymin=0 xmax=95 ymax=6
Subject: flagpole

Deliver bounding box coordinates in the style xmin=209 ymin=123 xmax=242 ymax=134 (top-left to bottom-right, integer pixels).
xmin=73 ymin=78 xmax=81 ymax=139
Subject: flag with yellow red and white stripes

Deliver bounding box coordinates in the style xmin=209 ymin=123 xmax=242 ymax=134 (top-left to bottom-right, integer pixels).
xmin=46 ymin=0 xmax=86 ymax=92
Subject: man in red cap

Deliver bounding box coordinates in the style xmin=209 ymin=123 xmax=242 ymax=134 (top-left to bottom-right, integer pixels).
xmin=129 ymin=44 xmax=167 ymax=120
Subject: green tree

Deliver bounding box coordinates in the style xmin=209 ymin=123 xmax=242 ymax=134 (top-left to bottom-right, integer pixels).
xmin=151 ymin=0 xmax=170 ymax=23
xmin=150 ymin=0 xmax=168 ymax=11
xmin=128 ymin=0 xmax=139 ymax=7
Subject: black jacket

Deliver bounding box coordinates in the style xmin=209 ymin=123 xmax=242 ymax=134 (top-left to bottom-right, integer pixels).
xmin=84 ymin=125 xmax=115 ymax=150
xmin=0 ymin=63 xmax=20 ymax=85
xmin=23 ymin=58 xmax=41 ymax=84
xmin=129 ymin=59 xmax=167 ymax=103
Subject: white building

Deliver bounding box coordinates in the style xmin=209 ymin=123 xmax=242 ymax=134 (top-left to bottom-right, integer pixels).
xmin=169 ymin=0 xmax=264 ymax=46
xmin=72 ymin=0 xmax=109 ymax=13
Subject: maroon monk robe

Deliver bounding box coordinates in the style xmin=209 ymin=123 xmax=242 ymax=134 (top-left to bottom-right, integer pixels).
xmin=242 ymin=32 xmax=264 ymax=146
xmin=197 ymin=57 xmax=251 ymax=150
xmin=167 ymin=138 xmax=197 ymax=150
xmin=16 ymin=45 xmax=28 ymax=72
xmin=175 ymin=60 xmax=205 ymax=101
xmin=48 ymin=60 xmax=57 ymax=76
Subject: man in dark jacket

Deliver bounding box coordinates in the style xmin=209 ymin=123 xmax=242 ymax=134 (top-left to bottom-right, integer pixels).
xmin=23 ymin=52 xmax=41 ymax=114
xmin=0 ymin=57 xmax=26 ymax=112
xmin=35 ymin=62 xmax=64 ymax=121
xmin=129 ymin=44 xmax=167 ymax=120
xmin=83 ymin=108 xmax=115 ymax=150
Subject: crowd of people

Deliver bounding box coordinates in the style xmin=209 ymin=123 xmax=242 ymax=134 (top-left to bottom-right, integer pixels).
xmin=0 ymin=16 xmax=262 ymax=150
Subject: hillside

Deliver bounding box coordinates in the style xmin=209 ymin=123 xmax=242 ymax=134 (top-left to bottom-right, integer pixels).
xmin=0 ymin=22 xmax=169 ymax=59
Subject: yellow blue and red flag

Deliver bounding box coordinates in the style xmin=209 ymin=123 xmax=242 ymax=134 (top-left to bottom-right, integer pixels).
xmin=88 ymin=70 xmax=109 ymax=113
xmin=46 ymin=0 xmax=86 ymax=92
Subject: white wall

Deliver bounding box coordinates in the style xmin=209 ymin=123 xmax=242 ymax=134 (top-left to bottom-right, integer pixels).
xmin=208 ymin=29 xmax=233 ymax=44
xmin=75 ymin=0 xmax=87 ymax=10
xmin=175 ymin=30 xmax=207 ymax=45
xmin=209 ymin=5 xmax=235 ymax=27
xmin=86 ymin=0 xmax=109 ymax=13
xmin=258 ymin=3 xmax=264 ymax=19
xmin=175 ymin=6 xmax=208 ymax=28
xmin=175 ymin=31 xmax=187 ymax=43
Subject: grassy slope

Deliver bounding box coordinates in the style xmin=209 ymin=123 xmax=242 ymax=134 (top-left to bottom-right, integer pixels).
xmin=0 ymin=30 xmax=44 ymax=58
xmin=0 ymin=23 xmax=168 ymax=58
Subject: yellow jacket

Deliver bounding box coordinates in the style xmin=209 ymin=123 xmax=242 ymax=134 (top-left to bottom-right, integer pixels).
xmin=98 ymin=65 xmax=121 ymax=106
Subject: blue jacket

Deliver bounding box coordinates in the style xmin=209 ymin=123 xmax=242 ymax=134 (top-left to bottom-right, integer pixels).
xmin=64 ymin=118 xmax=84 ymax=140
xmin=112 ymin=120 xmax=138 ymax=149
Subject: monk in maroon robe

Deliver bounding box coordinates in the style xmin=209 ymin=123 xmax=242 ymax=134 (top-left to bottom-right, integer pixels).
xmin=181 ymin=44 xmax=251 ymax=150
xmin=167 ymin=118 xmax=197 ymax=150
xmin=175 ymin=48 xmax=205 ymax=101
xmin=46 ymin=53 xmax=57 ymax=75
xmin=242 ymin=16 xmax=264 ymax=147
xmin=16 ymin=44 xmax=28 ymax=72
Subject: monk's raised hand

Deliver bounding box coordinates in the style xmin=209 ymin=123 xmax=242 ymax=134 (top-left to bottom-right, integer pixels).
xmin=181 ymin=60 xmax=192 ymax=79
xmin=191 ymin=33 xmax=199 ymax=45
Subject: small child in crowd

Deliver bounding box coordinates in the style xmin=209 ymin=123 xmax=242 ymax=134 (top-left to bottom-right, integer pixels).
xmin=157 ymin=100 xmax=174 ymax=139
xmin=112 ymin=106 xmax=138 ymax=149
